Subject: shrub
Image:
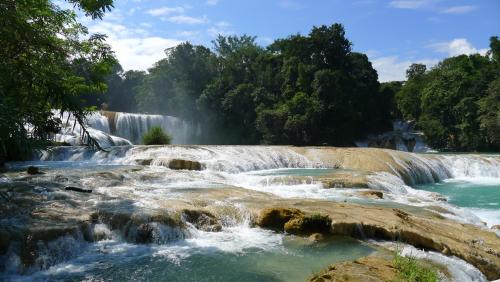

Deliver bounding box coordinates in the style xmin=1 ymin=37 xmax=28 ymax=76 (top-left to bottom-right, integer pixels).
xmin=142 ymin=126 xmax=172 ymax=145
xmin=393 ymin=250 xmax=439 ymax=282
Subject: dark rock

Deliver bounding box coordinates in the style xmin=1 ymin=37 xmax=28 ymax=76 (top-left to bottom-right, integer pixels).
xmin=65 ymin=186 xmax=92 ymax=193
xmin=27 ymin=166 xmax=41 ymax=175
xmin=168 ymin=159 xmax=202 ymax=171
xmin=0 ymin=229 xmax=10 ymax=255
xmin=137 ymin=159 xmax=153 ymax=165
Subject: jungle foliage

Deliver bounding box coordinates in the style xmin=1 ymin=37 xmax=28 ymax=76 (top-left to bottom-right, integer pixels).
xmin=395 ymin=37 xmax=500 ymax=151
xmin=0 ymin=0 xmax=116 ymax=160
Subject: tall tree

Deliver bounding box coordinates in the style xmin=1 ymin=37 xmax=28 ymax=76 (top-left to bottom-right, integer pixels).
xmin=0 ymin=0 xmax=115 ymax=160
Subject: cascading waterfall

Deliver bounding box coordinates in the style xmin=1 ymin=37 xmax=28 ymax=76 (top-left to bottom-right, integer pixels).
xmin=54 ymin=110 xmax=199 ymax=147
xmin=111 ymin=112 xmax=194 ymax=145
xmin=4 ymin=146 xmax=500 ymax=281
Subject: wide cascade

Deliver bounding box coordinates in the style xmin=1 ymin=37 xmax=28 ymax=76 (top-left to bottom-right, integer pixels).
xmin=2 ymin=146 xmax=499 ymax=281
xmin=55 ymin=111 xmax=197 ymax=147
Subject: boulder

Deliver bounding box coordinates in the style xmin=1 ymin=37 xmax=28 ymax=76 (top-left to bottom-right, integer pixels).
xmin=27 ymin=166 xmax=41 ymax=175
xmin=181 ymin=209 xmax=222 ymax=232
xmin=257 ymin=208 xmax=304 ymax=231
xmin=168 ymin=159 xmax=202 ymax=171
xmin=284 ymin=214 xmax=332 ymax=235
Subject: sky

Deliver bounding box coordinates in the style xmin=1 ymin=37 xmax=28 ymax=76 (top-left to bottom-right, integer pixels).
xmin=60 ymin=0 xmax=500 ymax=82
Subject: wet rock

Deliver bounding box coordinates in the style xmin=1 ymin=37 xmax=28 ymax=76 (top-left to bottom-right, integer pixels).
xmin=308 ymin=233 xmax=325 ymax=242
xmin=65 ymin=186 xmax=92 ymax=193
xmin=357 ymin=190 xmax=384 ymax=199
xmin=20 ymin=226 xmax=81 ymax=267
xmin=181 ymin=209 xmax=222 ymax=232
xmin=27 ymin=166 xmax=41 ymax=175
xmin=284 ymin=214 xmax=332 ymax=235
xmin=491 ymin=225 xmax=500 ymax=230
xmin=168 ymin=159 xmax=202 ymax=171
xmin=257 ymin=208 xmax=304 ymax=231
xmin=136 ymin=223 xmax=154 ymax=243
xmin=137 ymin=159 xmax=152 ymax=166
xmin=309 ymin=256 xmax=397 ymax=282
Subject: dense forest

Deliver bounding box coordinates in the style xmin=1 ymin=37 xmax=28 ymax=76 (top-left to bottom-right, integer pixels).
xmin=1 ymin=0 xmax=499 ymax=162
xmin=101 ymin=34 xmax=499 ymax=151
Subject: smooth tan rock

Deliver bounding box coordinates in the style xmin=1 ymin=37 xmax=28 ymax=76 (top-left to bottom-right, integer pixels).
xmin=309 ymin=256 xmax=397 ymax=282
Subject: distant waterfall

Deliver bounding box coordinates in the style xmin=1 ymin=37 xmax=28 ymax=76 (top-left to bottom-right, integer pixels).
xmin=103 ymin=111 xmax=194 ymax=144
xmin=56 ymin=110 xmax=198 ymax=147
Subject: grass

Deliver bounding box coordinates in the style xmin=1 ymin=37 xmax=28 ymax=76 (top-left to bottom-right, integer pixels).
xmin=142 ymin=126 xmax=172 ymax=145
xmin=393 ymin=249 xmax=439 ymax=282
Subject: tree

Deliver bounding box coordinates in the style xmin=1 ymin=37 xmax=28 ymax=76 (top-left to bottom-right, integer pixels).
xmin=0 ymin=0 xmax=116 ymax=160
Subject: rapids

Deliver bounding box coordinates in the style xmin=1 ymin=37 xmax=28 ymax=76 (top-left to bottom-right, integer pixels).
xmin=1 ymin=146 xmax=499 ymax=281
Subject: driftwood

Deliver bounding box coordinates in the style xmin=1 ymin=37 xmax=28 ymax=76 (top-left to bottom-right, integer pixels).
xmin=59 ymin=110 xmax=108 ymax=152
xmin=65 ymin=186 xmax=92 ymax=193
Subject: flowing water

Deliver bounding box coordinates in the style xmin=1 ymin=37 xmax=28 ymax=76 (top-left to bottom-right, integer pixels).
xmin=1 ymin=146 xmax=499 ymax=281
xmin=54 ymin=111 xmax=197 ymax=147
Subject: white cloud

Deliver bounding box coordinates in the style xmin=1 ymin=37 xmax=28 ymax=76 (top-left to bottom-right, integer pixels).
xmin=207 ymin=21 xmax=234 ymax=37
xmin=428 ymin=38 xmax=488 ymax=56
xmin=89 ymin=22 xmax=181 ymax=71
xmin=371 ymin=56 xmax=438 ymax=82
xmin=441 ymin=5 xmax=476 ymax=14
xmin=165 ymin=15 xmax=208 ymax=25
xmin=206 ymin=0 xmax=220 ymax=6
xmin=147 ymin=6 xmax=184 ymax=17
xmin=388 ymin=0 xmax=431 ymax=9
xmin=176 ymin=30 xmax=201 ymax=38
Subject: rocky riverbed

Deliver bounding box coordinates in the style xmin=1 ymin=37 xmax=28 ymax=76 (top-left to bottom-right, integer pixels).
xmin=1 ymin=146 xmax=499 ymax=281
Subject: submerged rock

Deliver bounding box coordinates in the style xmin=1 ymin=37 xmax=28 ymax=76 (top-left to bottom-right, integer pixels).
xmin=357 ymin=190 xmax=384 ymax=199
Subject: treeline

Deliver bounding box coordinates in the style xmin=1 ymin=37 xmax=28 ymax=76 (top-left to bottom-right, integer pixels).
xmin=101 ymin=31 xmax=499 ymax=151
xmin=102 ymin=24 xmax=394 ymax=146
xmin=394 ymin=37 xmax=500 ymax=151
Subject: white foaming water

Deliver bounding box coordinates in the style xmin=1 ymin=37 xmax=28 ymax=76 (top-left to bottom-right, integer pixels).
xmin=55 ymin=111 xmax=132 ymax=148
xmin=376 ymin=242 xmax=488 ymax=282
xmin=113 ymin=112 xmax=194 ymax=144
xmin=54 ymin=110 xmax=198 ymax=147
xmin=439 ymin=154 xmax=500 ymax=179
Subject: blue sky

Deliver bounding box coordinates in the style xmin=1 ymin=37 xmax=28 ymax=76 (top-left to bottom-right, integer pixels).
xmin=64 ymin=0 xmax=499 ymax=81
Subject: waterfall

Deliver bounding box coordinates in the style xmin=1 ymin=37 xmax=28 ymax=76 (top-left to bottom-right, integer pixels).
xmin=55 ymin=110 xmax=198 ymax=147
xmin=55 ymin=111 xmax=132 ymax=148
xmin=110 ymin=112 xmax=193 ymax=145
